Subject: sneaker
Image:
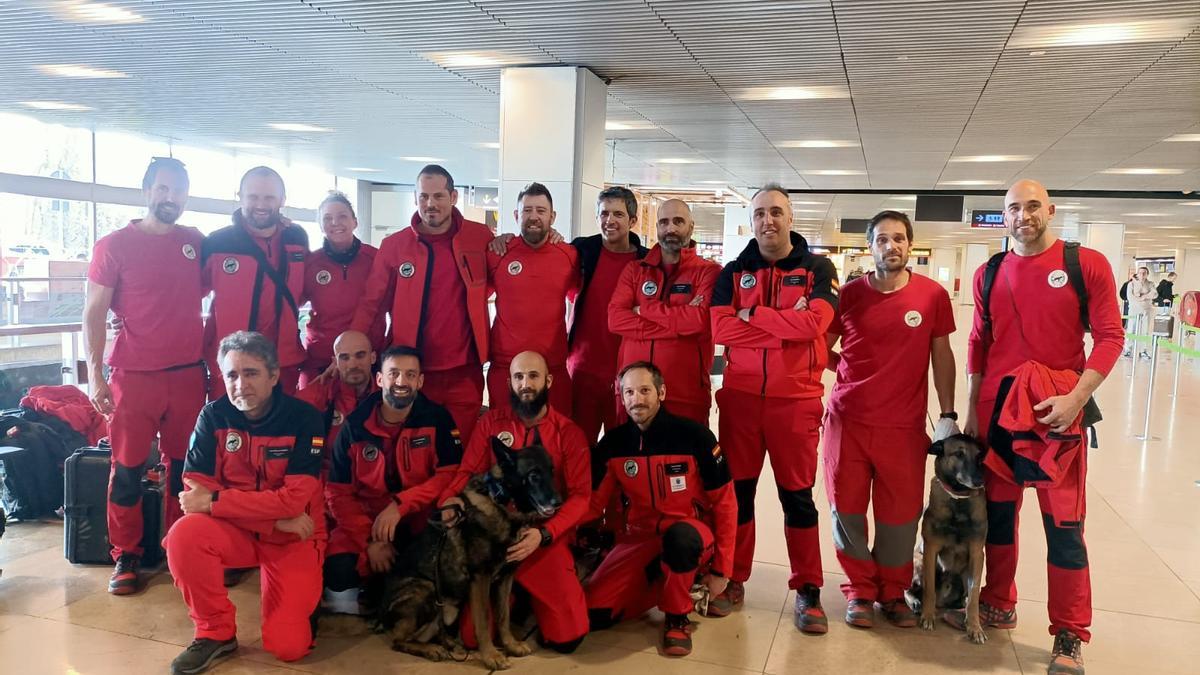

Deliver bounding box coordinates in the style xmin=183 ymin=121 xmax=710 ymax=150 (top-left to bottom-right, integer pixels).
xmin=879 ymin=599 xmax=918 ymax=628
xmin=793 ymin=584 xmax=828 ymax=635
xmin=943 ymin=601 xmax=1018 ymax=630
xmin=661 ymin=613 xmax=693 ymax=657
xmin=845 ymin=598 xmax=874 ymax=628
xmin=1048 ymin=630 xmax=1085 ymax=675
xmin=108 ymin=553 xmax=141 ymax=596
xmin=170 ymin=637 xmax=238 ymax=675
xmin=223 ymin=567 xmax=253 ymax=588
xmin=705 ymin=580 xmax=742 ymax=617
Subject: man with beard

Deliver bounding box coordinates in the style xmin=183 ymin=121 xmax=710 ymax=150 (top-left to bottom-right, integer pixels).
xmin=202 ymin=166 xmax=308 ymax=396
xmin=962 ymin=179 xmax=1122 ymax=675
xmin=85 ymin=157 xmax=207 ymax=595
xmin=351 ymin=165 xmax=492 ymax=439
xmin=295 ymin=330 xmax=378 ymax=474
xmin=609 ymin=199 xmax=721 ymax=425
xmin=324 ymin=345 xmax=463 ymax=613
xmin=823 ymin=210 xmax=956 ymax=629
xmin=486 ymin=182 xmax=579 ymax=413
xmin=440 ymin=350 xmax=591 ymax=653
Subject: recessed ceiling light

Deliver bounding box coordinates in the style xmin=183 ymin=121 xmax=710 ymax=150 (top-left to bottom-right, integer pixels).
xmin=696 ymin=180 xmax=728 ymax=185
xmin=790 ymin=200 xmax=827 ymax=205
xmin=739 ymin=86 xmax=850 ymax=101
xmin=398 ymin=156 xmax=444 ymax=162
xmin=1100 ymin=167 xmax=1185 ymax=175
xmin=268 ymin=122 xmax=332 ymax=133
xmin=1055 ymin=204 xmax=1090 ymax=210
xmin=949 ymin=155 xmax=1031 ymax=162
xmin=36 ymin=63 xmax=128 ymax=79
xmin=57 ymin=1 xmax=145 ymax=24
xmin=793 ymin=209 xmax=826 ymax=213
xmin=19 ymin=100 xmax=92 ymax=111
xmin=424 ymin=51 xmax=520 ymax=69
xmin=778 ymin=140 xmax=860 ymax=148
xmin=889 ymin=195 xmax=918 ymax=200
xmin=806 ymin=170 xmax=866 ymax=176
xmin=938 ymin=180 xmax=1003 ymax=186
xmin=1179 ymin=201 xmax=1200 ymax=206
xmin=488 ymin=178 xmax=500 ymax=182
xmin=477 ymin=142 xmax=501 ymax=149
xmin=221 ymin=141 xmax=269 ymax=150
xmin=1009 ymin=18 xmax=1194 ymax=48
xmin=657 ymin=158 xmax=709 ymax=164
xmin=606 ymin=120 xmax=656 ymax=131
xmin=1163 ymin=134 xmax=1200 ymax=142
xmin=345 ymin=167 xmax=382 ymax=173
xmin=1122 ymin=213 xmax=1169 ymax=217
xmin=1029 ymin=50 xmax=1047 ymax=56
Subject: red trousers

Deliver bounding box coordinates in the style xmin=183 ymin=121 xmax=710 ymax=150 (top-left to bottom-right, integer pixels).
xmin=165 ymin=514 xmax=323 ymax=662
xmin=207 ymin=359 xmax=300 ymax=400
xmin=569 ymin=369 xmax=619 ymax=444
xmin=486 ymin=361 xmax=572 ymax=416
xmin=586 ymin=518 xmax=714 ymax=621
xmin=716 ymin=388 xmax=823 ymax=590
xmin=822 ymin=411 xmax=928 ymax=602
xmin=107 ymin=365 xmax=205 ymax=560
xmin=422 ymin=364 xmax=484 ymax=441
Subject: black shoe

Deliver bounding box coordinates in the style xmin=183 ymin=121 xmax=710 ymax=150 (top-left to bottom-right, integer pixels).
xmin=793 ymin=584 xmax=828 ymax=634
xmin=108 ymin=553 xmax=141 ymax=596
xmin=171 ymin=638 xmax=238 ymax=675
xmin=223 ymin=567 xmax=254 ymax=587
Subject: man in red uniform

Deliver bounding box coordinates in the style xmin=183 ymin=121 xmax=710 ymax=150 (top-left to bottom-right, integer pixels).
xmin=165 ymin=331 xmax=325 ymax=674
xmin=568 ymin=187 xmax=648 ymax=442
xmin=609 ymin=199 xmax=720 ymax=425
xmin=203 ymin=166 xmax=308 ymax=397
xmin=486 ymin=182 xmax=579 ymax=414
xmin=295 ymin=330 xmax=377 ymax=471
xmin=351 ymin=165 xmax=491 ymax=439
xmin=710 ymin=183 xmax=839 ymax=634
xmin=823 ymin=210 xmax=957 ymax=628
xmin=586 ymin=361 xmax=736 ymax=657
xmin=962 ymin=179 xmax=1122 ymax=675
xmin=441 ymin=350 xmax=591 ymax=653
xmin=84 ymin=157 xmax=207 ymax=595
xmin=300 ymin=192 xmax=386 ymax=386
xmin=323 ymin=345 xmax=462 ymax=612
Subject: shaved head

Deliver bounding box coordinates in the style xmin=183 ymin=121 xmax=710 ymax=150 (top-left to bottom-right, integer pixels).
xmin=656 ymin=199 xmax=695 ymax=257
xmin=1003 ymin=178 xmax=1056 ymax=253
xmin=1005 ymin=179 xmax=1051 ymax=210
xmin=333 ymin=330 xmax=371 ymax=355
xmin=511 ymin=350 xmax=548 ymax=376
xmin=332 ymin=330 xmax=375 ymax=390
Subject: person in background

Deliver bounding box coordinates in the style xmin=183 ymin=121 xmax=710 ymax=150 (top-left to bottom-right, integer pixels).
xmin=1155 ymin=271 xmax=1177 ymax=307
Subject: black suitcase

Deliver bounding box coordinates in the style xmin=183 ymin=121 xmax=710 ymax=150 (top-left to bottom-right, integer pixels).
xmin=63 ymin=444 xmax=164 ymax=566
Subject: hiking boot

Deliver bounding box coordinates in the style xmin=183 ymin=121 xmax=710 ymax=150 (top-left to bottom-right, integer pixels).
xmin=879 ymin=599 xmax=918 ymax=628
xmin=108 ymin=553 xmax=141 ymax=596
xmin=223 ymin=567 xmax=253 ymax=588
xmin=661 ymin=613 xmax=693 ymax=657
xmin=943 ymin=602 xmax=1018 ymax=630
xmin=170 ymin=637 xmax=238 ymax=675
xmin=793 ymin=584 xmax=828 ymax=635
xmin=704 ymin=580 xmax=741 ymax=617
xmin=1048 ymin=630 xmax=1085 ymax=675
xmin=844 ymin=598 xmax=874 ymax=628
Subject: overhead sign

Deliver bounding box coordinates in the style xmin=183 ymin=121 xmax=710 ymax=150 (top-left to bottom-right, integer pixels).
xmin=970 ymin=210 xmax=1005 ymax=228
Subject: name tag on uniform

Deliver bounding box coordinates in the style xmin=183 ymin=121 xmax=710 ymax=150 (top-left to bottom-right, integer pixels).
xmin=410 ymin=435 xmax=431 ymax=448
xmin=265 ymin=446 xmax=291 ymax=459
xmin=665 ymin=462 xmax=688 ymax=475
xmin=289 ymin=252 xmax=305 ymax=262
xmin=669 ymin=283 xmax=693 ymax=294
xmin=782 ymin=275 xmax=806 ymax=287
xmin=669 ymin=475 xmax=687 ymax=492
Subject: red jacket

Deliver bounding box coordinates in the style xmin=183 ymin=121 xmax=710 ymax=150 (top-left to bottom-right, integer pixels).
xmin=326 ymin=392 xmax=463 ymax=557
xmin=711 ymin=232 xmax=839 ymax=399
xmin=608 ymin=245 xmax=720 ymax=409
xmin=302 ymin=239 xmax=387 ymax=366
xmin=294 ymin=376 xmax=377 ymax=471
xmin=587 ymin=410 xmax=737 ymax=576
xmin=442 ymin=406 xmax=591 ymax=542
xmin=19 ymin=385 xmax=108 ymax=445
xmin=203 ymin=214 xmax=308 ymax=368
xmin=487 ymin=238 xmax=579 ymax=366
xmin=181 ymin=389 xmax=325 ymax=545
xmin=351 ymin=209 xmax=491 ymax=359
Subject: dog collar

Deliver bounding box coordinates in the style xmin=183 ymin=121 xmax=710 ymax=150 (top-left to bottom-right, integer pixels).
xmin=936 ymin=477 xmax=981 ymax=500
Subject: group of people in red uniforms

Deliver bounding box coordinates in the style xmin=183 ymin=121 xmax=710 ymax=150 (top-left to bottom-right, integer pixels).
xmin=84 ymin=156 xmax=1117 ymax=675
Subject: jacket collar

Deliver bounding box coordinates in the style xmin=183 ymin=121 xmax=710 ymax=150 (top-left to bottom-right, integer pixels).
xmin=323 ymin=237 xmax=361 ymax=265
xmin=408 ymin=208 xmax=464 ymax=240
xmin=736 ymin=230 xmax=809 ymax=266
xmin=642 ymin=243 xmax=697 ymax=268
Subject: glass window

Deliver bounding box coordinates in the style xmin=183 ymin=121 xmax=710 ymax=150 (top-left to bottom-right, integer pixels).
xmin=94 ymin=130 xmax=170 ymax=188
xmin=94 ymin=203 xmax=145 ymax=240
xmin=0 ymin=193 xmax=94 ymax=269
xmin=0 ymin=112 xmax=93 ymax=182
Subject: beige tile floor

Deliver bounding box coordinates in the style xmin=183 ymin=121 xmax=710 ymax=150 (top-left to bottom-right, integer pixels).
xmin=3 ymin=304 xmax=1199 ymax=674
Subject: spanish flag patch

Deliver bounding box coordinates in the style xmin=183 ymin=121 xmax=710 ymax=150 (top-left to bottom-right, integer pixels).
xmin=451 ymin=429 xmax=461 ymax=438
xmin=711 ymin=444 xmax=722 ymax=458
xmin=311 ymin=437 xmax=324 ymax=455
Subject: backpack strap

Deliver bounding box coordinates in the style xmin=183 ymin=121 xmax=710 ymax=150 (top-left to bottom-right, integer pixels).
xmin=1062 ymin=241 xmax=1090 ymax=331
xmin=980 ymin=250 xmax=1008 ymax=337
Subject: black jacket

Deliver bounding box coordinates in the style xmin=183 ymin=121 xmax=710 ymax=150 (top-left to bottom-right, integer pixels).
xmin=568 ymin=232 xmax=648 ymax=347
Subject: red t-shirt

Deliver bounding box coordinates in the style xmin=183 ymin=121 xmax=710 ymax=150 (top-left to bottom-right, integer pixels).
xmin=487 ymin=239 xmax=579 ymax=366
xmin=828 ymin=272 xmax=955 ymax=428
xmin=420 ymin=224 xmax=477 ymax=371
xmin=568 ymin=246 xmax=638 ymax=378
xmin=88 ymin=220 xmax=206 ymax=371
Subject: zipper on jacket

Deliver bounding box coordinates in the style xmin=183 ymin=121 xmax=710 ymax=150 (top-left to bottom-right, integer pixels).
xmin=342 ymin=264 xmax=349 ymax=281
xmin=641 ymin=436 xmax=656 ymax=513
xmin=415 ymin=240 xmax=434 ymax=353
xmin=401 ymin=437 xmax=411 ymax=472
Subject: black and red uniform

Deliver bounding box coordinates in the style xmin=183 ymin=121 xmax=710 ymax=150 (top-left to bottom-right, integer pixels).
xmin=442 ymin=406 xmax=591 ymax=646
xmin=352 ymin=209 xmax=491 ymax=439
xmin=300 ymin=238 xmax=387 ymax=385
xmin=967 ymin=239 xmax=1123 ymax=643
xmin=585 ymin=410 xmax=736 ymax=625
xmin=294 ymin=376 xmax=376 ymax=476
xmin=165 ymin=388 xmax=325 ymax=662
xmin=608 ymin=245 xmax=721 ymax=425
xmin=324 ymin=391 xmax=462 ymax=586
xmin=710 ymin=231 xmax=838 ymax=591
xmin=203 ymin=213 xmax=308 ymax=396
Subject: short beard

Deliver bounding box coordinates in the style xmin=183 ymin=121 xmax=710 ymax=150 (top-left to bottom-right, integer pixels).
xmin=248 ymin=209 xmax=281 ymax=230
xmin=384 ymin=390 xmax=416 ymax=410
xmin=509 ymin=386 xmax=549 ymax=419
xmin=661 ymin=236 xmax=683 ymax=254
xmin=153 ymin=203 xmax=180 ymax=224
xmin=522 ymin=226 xmax=547 ymax=246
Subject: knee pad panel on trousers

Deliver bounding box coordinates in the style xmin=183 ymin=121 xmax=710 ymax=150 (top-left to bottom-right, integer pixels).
xmin=1042 ymin=513 xmax=1088 ymax=570
xmin=323 ymin=552 xmax=361 ymax=592
xmin=986 ymin=500 xmax=1018 ymax=546
xmin=661 ymin=521 xmax=703 ymax=574
xmin=110 ymin=463 xmax=143 ymax=507
xmin=777 ymin=487 xmax=818 ymax=529
xmin=734 ymin=479 xmax=758 ymax=525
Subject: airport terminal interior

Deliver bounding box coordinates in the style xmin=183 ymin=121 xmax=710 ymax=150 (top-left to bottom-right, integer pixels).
xmin=1 ymin=1 xmax=1199 ymax=674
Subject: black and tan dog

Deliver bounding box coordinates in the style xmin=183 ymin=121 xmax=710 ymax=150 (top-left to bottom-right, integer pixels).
xmin=906 ymin=433 xmax=989 ymax=644
xmin=323 ymin=437 xmax=562 ymax=669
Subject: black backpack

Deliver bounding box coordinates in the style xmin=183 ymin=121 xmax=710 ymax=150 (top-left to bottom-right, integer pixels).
xmin=980 ymin=241 xmax=1089 ymax=337
xmin=0 ymin=413 xmax=77 ymax=520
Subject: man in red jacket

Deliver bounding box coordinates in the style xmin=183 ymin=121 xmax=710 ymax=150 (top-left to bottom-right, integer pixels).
xmin=962 ymin=179 xmax=1123 ymax=675
xmin=300 ymin=192 xmax=386 ymax=386
xmin=203 ymin=166 xmax=308 ymax=397
xmin=586 ymin=361 xmax=736 ymax=657
xmin=295 ymin=330 xmax=377 ymax=472
xmin=165 ymin=331 xmax=325 ymax=673
xmin=486 ymin=182 xmax=579 ymax=414
xmin=710 ymin=183 xmax=839 ymax=634
xmin=84 ymin=157 xmax=206 ymax=596
xmin=441 ymin=350 xmax=591 ymax=653
xmin=609 ymin=199 xmax=720 ymax=425
xmin=323 ymin=345 xmax=463 ymax=612
xmin=351 ymin=165 xmax=491 ymax=439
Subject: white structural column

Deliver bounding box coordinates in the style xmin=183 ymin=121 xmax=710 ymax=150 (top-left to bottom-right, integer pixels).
xmin=958 ymin=243 xmax=991 ymax=305
xmin=929 ymin=247 xmax=958 ymax=296
xmin=498 ymin=67 xmax=607 ymax=239
xmin=1080 ymin=222 xmax=1125 ymax=283
xmin=722 ymin=204 xmax=752 ymax=265
xmin=1177 ymin=248 xmax=1200 ymax=299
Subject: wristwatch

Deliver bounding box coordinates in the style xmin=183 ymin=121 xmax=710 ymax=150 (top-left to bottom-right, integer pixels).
xmin=939 ymin=412 xmax=958 ymax=421
xmin=538 ymin=527 xmax=553 ymax=547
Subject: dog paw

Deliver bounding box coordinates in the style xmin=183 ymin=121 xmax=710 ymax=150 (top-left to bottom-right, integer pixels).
xmin=966 ymin=626 xmax=988 ymax=644
xmin=502 ymin=640 xmax=532 ymax=657
xmin=479 ymin=651 xmax=512 ymax=670
xmin=919 ymin=613 xmax=937 ymax=631
xmin=426 ymin=645 xmax=452 ymax=661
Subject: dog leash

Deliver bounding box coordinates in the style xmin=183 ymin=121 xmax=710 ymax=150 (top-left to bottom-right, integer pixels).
xmin=935 ymin=476 xmax=981 ymax=500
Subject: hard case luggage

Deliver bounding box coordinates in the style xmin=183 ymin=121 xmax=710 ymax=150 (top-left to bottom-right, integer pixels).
xmin=63 ymin=443 xmax=163 ymax=566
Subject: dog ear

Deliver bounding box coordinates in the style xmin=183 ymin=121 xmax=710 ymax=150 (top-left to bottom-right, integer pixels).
xmin=927 ymin=440 xmax=945 ymax=457
xmin=491 ymin=437 xmax=518 ymax=471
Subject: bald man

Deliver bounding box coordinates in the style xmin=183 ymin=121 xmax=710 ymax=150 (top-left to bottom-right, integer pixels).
xmin=961 ymin=179 xmax=1122 ymax=674
xmin=441 ymin=350 xmax=591 ymax=653
xmin=609 ymin=199 xmax=721 ymax=425
xmin=295 ymin=330 xmax=378 ymax=472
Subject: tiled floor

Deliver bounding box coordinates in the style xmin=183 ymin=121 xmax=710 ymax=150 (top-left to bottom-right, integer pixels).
xmin=3 ymin=304 xmax=1200 ymax=674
